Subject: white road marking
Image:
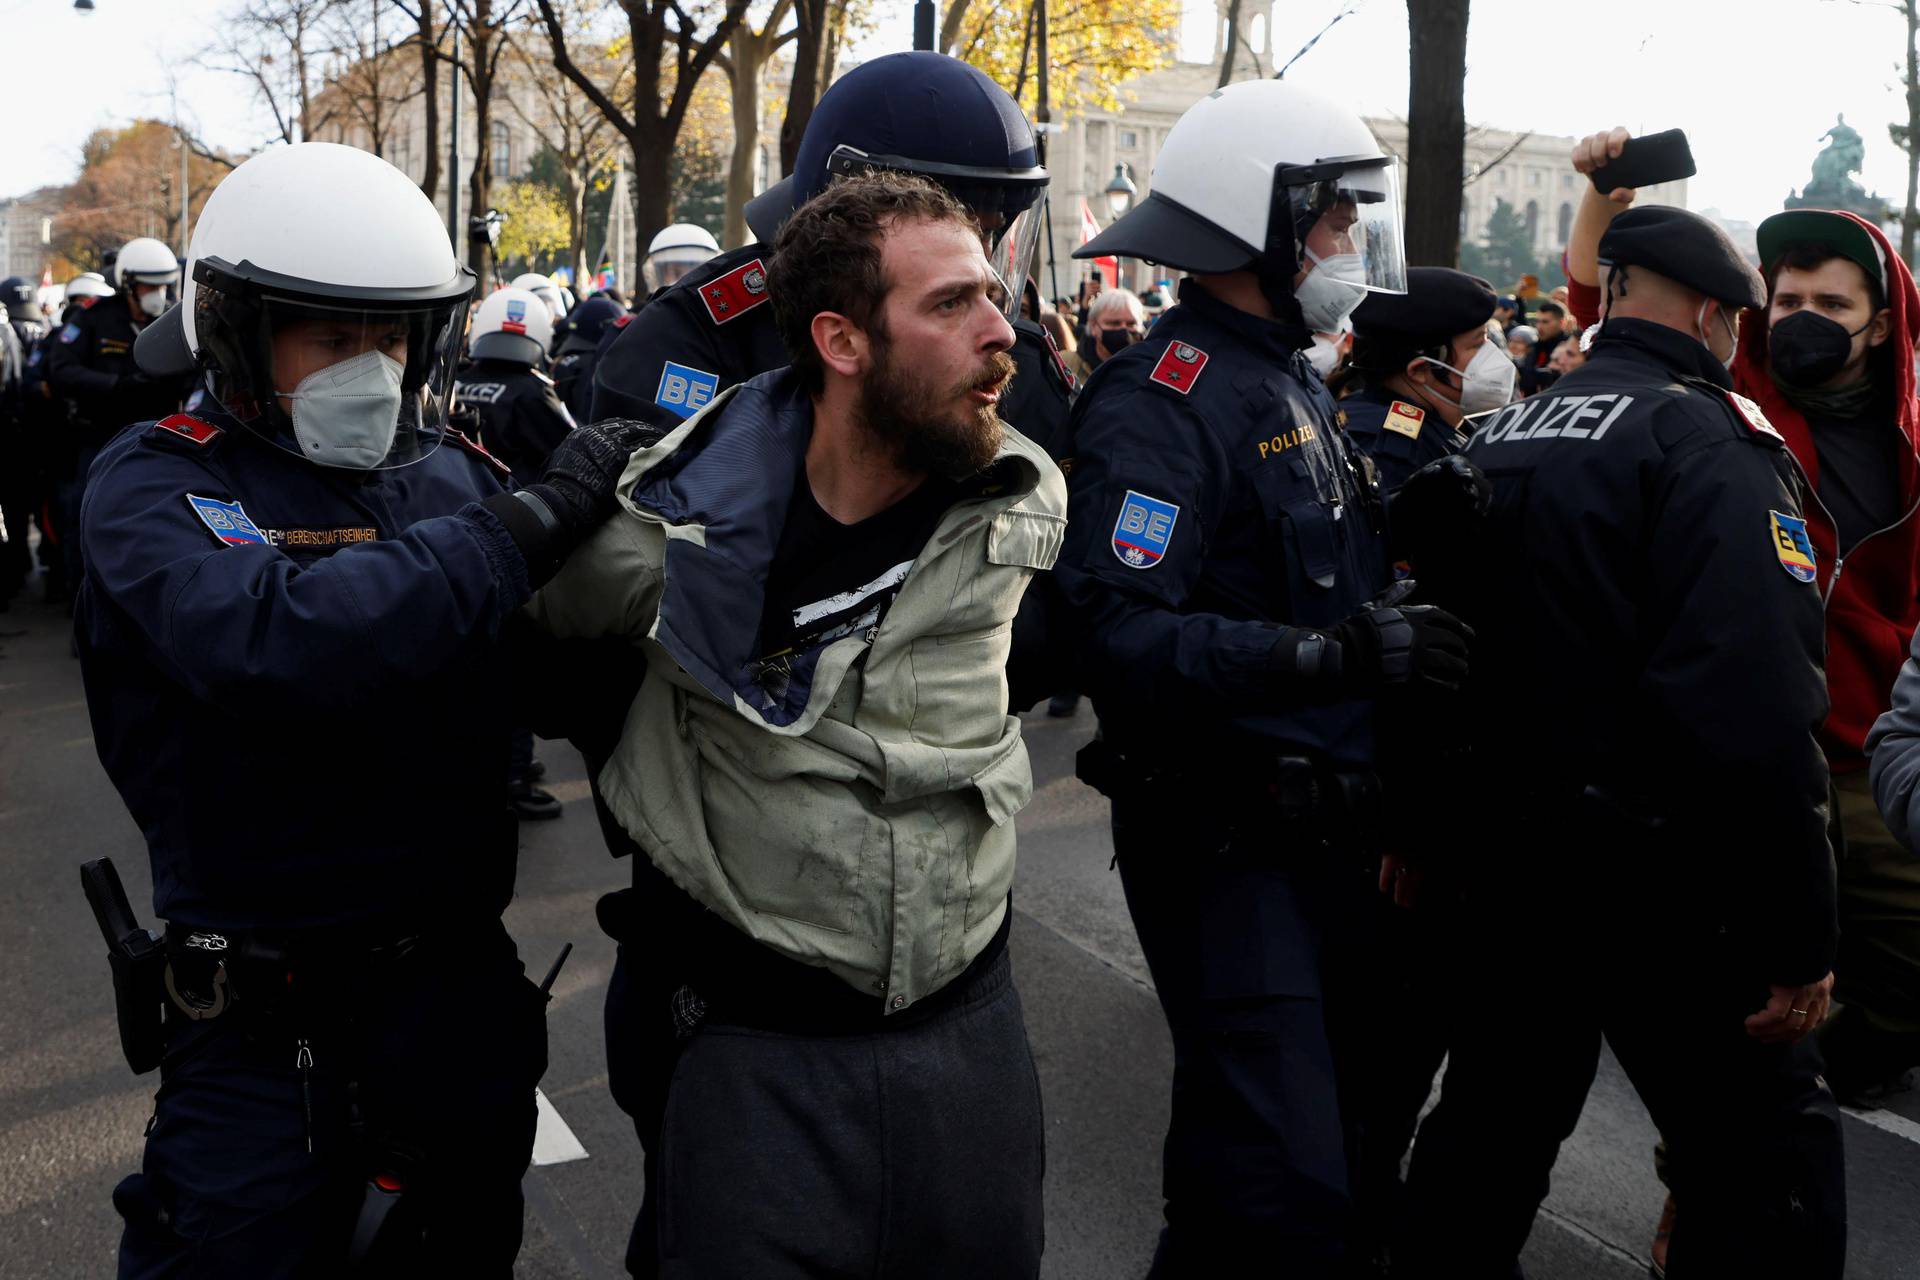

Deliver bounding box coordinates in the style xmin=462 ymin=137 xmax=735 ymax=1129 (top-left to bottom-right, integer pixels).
xmin=1843 ymin=1104 xmax=1920 ymax=1147
xmin=531 ymin=1088 xmax=588 ymax=1166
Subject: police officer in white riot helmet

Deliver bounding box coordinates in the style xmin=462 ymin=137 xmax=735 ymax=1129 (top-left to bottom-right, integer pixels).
xmin=45 ymin=237 xmax=194 ymax=590
xmin=642 ymin=221 xmax=720 ymax=292
xmin=1054 ymin=79 xmax=1488 ymax=1275
xmin=80 ymin=141 xmax=645 ymax=1276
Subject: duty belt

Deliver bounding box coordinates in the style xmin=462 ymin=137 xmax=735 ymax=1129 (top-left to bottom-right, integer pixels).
xmin=161 ymin=923 xmax=424 ymax=1022
xmin=1076 ymin=737 xmax=1383 ymax=839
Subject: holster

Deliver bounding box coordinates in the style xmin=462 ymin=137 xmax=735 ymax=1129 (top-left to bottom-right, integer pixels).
xmin=80 ymin=858 xmax=167 ymax=1075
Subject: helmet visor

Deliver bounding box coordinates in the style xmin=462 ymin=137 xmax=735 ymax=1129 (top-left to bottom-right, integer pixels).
xmin=240 ymin=294 xmax=470 ymax=470
xmin=1280 ymin=157 xmax=1407 ymax=295
xmin=982 ymin=199 xmax=1044 ymax=321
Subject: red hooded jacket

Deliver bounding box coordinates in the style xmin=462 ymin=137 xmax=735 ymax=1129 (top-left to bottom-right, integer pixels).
xmin=1730 ymin=212 xmax=1920 ymax=772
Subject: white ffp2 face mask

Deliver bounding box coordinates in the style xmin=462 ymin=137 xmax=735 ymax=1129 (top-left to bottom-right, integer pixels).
xmin=284 ymin=349 xmax=405 ymax=470
xmin=1295 ymin=250 xmax=1368 ymax=334
xmin=1421 ymin=339 xmax=1519 ymax=417
xmin=137 ymin=288 xmax=168 ymax=319
xmin=1306 ymin=333 xmax=1344 ymax=379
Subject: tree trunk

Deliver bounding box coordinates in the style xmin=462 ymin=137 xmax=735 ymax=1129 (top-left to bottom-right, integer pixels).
xmin=1217 ymin=0 xmax=1242 ymax=88
xmin=415 ymin=1 xmax=441 ymax=200
xmin=631 ymin=132 xmax=674 ymax=260
xmin=1404 ymin=0 xmax=1470 ymax=267
xmin=467 ymin=49 xmax=494 ymax=282
xmin=780 ymin=0 xmax=829 ymax=177
xmin=725 ymin=33 xmax=768 ymax=249
xmin=1905 ymin=0 xmax=1918 ymax=266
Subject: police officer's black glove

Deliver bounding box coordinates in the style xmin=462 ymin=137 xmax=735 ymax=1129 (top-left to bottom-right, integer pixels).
xmin=1388 ymin=454 xmax=1492 ymax=562
xmin=482 ymin=418 xmax=663 ymax=586
xmin=1328 ymin=604 xmax=1474 ymax=693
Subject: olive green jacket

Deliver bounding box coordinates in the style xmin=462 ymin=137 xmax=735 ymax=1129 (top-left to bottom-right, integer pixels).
xmin=527 ymin=371 xmax=1066 ymax=1011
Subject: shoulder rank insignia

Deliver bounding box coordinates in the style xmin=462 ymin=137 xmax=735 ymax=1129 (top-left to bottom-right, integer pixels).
xmin=1727 ymin=392 xmax=1782 ymax=440
xmin=1770 ymin=510 xmax=1818 ymax=583
xmin=698 ymin=258 xmax=771 ymax=325
xmin=442 ymin=426 xmax=512 ymax=478
xmin=1149 ymin=341 xmax=1208 ymax=395
xmin=1112 ymin=489 xmax=1180 ymax=569
xmin=152 ymin=414 xmax=222 ymax=447
xmin=186 ymin=494 xmax=268 ymax=548
xmin=1384 ymin=400 xmax=1426 ymax=440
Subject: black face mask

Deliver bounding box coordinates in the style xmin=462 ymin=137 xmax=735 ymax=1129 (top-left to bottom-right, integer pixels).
xmin=1769 ymin=309 xmax=1870 ymax=387
xmin=1097 ymin=327 xmax=1137 ymax=359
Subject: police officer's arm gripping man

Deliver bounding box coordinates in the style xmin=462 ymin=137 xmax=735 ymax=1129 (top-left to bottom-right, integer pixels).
xmin=84 ymin=422 xmax=638 ymax=715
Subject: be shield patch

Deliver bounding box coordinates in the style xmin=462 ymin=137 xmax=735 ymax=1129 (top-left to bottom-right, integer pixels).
xmin=59 ymin=323 xmax=80 ymax=344
xmin=1770 ymin=510 xmax=1817 ymax=583
xmin=186 ymin=494 xmax=268 ymax=547
xmin=501 ymin=298 xmax=528 ymax=335
xmin=1112 ymin=490 xmax=1179 ymax=569
xmin=698 ymin=258 xmax=771 ymax=325
xmin=655 ymin=361 xmax=720 ymax=418
xmin=1149 ymin=341 xmax=1209 ymax=394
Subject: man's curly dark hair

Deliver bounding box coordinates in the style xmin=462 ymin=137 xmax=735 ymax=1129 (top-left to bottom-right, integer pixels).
xmin=768 ymin=171 xmax=977 ymax=396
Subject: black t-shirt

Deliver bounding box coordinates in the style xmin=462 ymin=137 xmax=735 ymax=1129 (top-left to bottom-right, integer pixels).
xmin=755 ymin=466 xmax=958 ymax=663
xmin=1810 ymin=405 xmax=1903 ymax=555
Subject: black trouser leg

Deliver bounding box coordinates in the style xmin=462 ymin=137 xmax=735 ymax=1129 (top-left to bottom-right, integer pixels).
xmin=1113 ymin=800 xmax=1354 ymax=1278
xmin=1604 ymin=945 xmax=1846 ymax=1279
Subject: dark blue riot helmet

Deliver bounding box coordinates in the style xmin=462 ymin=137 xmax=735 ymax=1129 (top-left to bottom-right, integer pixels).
xmin=744 ymin=52 xmax=1049 ymax=316
xmin=556 ymin=295 xmax=626 ymax=355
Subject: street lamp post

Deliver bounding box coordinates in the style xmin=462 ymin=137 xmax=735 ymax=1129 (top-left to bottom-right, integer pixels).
xmin=1103 ymin=163 xmax=1137 ymax=289
xmin=1103 ymin=162 xmax=1136 ymax=221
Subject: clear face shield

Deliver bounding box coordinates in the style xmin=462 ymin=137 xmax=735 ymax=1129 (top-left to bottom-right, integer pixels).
xmin=1279 ymin=156 xmax=1408 ymax=296
xmin=645 ymin=249 xmax=718 ymax=293
xmin=220 ymin=295 xmax=470 ymax=471
xmin=825 ymin=144 xmax=1050 ymax=321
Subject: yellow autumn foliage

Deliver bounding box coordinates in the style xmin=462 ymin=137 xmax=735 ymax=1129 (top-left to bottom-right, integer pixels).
xmin=948 ymin=0 xmax=1182 ymax=120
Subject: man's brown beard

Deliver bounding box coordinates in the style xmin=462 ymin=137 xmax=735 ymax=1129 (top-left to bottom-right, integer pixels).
xmin=855 ymin=334 xmax=1014 ymax=479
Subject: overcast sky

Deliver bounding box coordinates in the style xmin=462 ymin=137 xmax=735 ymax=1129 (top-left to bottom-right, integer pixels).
xmin=3 ymin=0 xmax=1914 ymax=227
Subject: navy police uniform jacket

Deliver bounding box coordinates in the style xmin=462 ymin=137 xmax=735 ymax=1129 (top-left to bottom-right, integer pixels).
xmin=1452 ymin=317 xmax=1835 ymax=982
xmin=1339 ymin=383 xmax=1467 ymax=491
xmin=75 ymin=405 xmax=534 ymax=934
xmin=591 ymin=242 xmax=1076 ymax=462
xmin=1055 ymin=282 xmax=1392 ymax=770
xmin=44 ymin=301 xmax=189 ymax=450
xmin=454 ymin=357 xmax=576 ymax=486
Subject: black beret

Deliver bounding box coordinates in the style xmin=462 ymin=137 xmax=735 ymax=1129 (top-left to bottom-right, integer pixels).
xmin=1352 ymin=267 xmax=1498 ymax=354
xmin=1597 ymin=205 xmax=1765 ymax=309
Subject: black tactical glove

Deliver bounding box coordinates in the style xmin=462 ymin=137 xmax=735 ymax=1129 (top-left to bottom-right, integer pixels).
xmin=1265 ymin=602 xmax=1474 ymax=695
xmin=1389 ymin=454 xmax=1492 ymax=562
xmin=482 ymin=418 xmax=663 ymax=586
xmin=1331 ymin=604 xmax=1473 ymax=692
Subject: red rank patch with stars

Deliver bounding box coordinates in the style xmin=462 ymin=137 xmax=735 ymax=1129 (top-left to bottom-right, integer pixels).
xmin=698 ymin=258 xmax=771 ymax=325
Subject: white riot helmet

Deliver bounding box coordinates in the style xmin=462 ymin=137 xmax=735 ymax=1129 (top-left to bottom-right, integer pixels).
xmin=508 ymin=272 xmax=566 ymax=325
xmin=1076 ymin=80 xmax=1407 ymax=326
xmin=134 ymin=142 xmax=476 ymax=471
xmin=116 ymin=237 xmax=181 ymax=287
xmin=644 ymin=223 xmax=720 ymax=291
xmin=117 ymin=236 xmax=182 ymax=318
xmin=470 ymin=287 xmax=553 ymax=365
xmin=66 ymin=272 xmax=116 ymax=301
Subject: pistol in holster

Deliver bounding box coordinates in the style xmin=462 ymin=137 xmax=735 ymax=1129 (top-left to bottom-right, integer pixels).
xmin=80 ymin=857 xmax=167 ymax=1075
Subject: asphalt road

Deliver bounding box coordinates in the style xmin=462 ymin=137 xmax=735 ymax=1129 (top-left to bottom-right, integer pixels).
xmin=3 ymin=583 xmax=1917 ymax=1278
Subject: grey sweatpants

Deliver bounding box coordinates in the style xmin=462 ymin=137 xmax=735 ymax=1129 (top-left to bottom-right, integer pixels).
xmin=653 ymin=948 xmax=1045 ymax=1278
